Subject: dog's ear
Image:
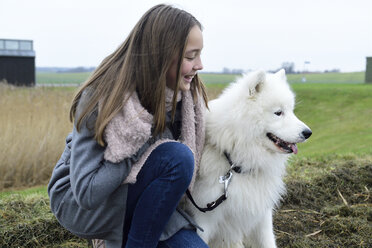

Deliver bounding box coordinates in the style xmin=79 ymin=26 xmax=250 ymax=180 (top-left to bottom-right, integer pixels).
xmin=248 ymin=70 xmax=265 ymax=96
xmin=276 ymin=69 xmax=286 ymax=81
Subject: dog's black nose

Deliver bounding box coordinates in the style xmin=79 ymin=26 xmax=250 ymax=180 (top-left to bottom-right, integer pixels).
xmin=302 ymin=129 xmax=312 ymax=139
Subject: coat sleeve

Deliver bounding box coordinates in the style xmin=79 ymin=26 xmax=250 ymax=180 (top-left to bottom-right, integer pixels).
xmin=69 ymin=92 xmax=132 ymax=210
xmin=69 ymin=124 xmax=132 ymax=210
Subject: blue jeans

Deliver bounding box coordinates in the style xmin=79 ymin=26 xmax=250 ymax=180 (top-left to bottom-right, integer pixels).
xmin=122 ymin=142 xmax=208 ymax=248
xmin=157 ymin=228 xmax=208 ymax=248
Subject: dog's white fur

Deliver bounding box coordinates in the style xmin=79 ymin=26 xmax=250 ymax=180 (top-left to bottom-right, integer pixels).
xmin=185 ymin=70 xmax=311 ymax=248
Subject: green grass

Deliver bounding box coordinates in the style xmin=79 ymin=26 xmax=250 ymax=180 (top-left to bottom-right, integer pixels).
xmin=292 ymin=83 xmax=372 ymax=157
xmin=0 ymin=185 xmax=47 ymax=199
xmin=199 ymin=71 xmax=365 ymax=84
xmin=36 ymin=72 xmax=91 ymax=85
xmin=287 ymin=72 xmax=365 ymax=84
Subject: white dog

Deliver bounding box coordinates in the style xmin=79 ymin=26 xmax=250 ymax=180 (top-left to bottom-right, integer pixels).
xmin=185 ymin=70 xmax=312 ymax=248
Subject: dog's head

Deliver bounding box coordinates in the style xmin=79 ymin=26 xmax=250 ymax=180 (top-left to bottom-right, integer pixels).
xmin=207 ymin=69 xmax=311 ymax=155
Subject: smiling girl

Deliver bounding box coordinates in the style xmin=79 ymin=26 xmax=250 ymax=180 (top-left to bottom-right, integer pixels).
xmin=48 ymin=4 xmax=209 ymax=248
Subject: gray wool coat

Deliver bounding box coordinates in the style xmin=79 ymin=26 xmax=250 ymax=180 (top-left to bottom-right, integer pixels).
xmin=48 ymin=88 xmax=205 ymax=248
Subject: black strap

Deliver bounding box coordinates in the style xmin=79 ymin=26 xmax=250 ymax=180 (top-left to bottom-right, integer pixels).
xmin=186 ymin=151 xmax=241 ymax=213
xmin=186 ymin=189 xmax=227 ymax=213
xmin=224 ymin=152 xmax=242 ymax=173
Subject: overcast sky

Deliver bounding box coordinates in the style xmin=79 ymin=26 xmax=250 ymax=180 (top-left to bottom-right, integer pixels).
xmin=1 ymin=0 xmax=371 ymax=72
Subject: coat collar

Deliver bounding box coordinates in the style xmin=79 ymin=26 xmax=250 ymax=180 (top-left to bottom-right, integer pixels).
xmin=103 ymin=89 xmax=205 ymax=190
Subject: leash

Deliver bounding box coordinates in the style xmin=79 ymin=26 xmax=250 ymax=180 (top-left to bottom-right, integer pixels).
xmin=186 ymin=189 xmax=227 ymax=213
xmin=186 ymin=151 xmax=241 ymax=212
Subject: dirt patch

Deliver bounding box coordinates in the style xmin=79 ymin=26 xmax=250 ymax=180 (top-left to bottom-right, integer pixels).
xmin=274 ymin=158 xmax=372 ymax=247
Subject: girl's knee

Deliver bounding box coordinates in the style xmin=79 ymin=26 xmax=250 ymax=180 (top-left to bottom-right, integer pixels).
xmin=157 ymin=142 xmax=194 ymax=184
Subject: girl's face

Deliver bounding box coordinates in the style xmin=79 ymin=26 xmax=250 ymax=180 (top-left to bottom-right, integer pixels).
xmin=166 ymin=25 xmax=204 ymax=91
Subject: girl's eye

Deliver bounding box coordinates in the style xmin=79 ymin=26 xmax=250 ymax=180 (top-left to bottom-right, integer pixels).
xmin=185 ymin=51 xmax=199 ymax=61
xmin=274 ymin=110 xmax=283 ymax=116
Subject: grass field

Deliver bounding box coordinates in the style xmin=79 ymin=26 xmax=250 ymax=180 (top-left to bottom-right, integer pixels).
xmin=292 ymin=83 xmax=372 ymax=156
xmin=1 ymin=71 xmax=371 ymax=247
xmin=0 ymin=84 xmax=74 ymax=189
xmin=37 ymin=72 xmax=91 ymax=85
xmin=36 ymin=71 xmax=366 ymax=85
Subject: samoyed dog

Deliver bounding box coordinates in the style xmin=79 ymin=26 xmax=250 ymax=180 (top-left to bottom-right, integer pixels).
xmin=185 ymin=70 xmax=312 ymax=248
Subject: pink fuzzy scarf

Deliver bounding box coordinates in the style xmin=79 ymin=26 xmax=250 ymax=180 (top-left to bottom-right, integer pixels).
xmin=103 ymin=89 xmax=205 ymax=190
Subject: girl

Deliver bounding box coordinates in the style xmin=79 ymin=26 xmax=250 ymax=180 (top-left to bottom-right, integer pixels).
xmin=48 ymin=4 xmax=209 ymax=248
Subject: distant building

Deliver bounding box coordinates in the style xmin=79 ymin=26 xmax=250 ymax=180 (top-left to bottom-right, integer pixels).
xmin=366 ymin=57 xmax=372 ymax=83
xmin=0 ymin=39 xmax=35 ymax=86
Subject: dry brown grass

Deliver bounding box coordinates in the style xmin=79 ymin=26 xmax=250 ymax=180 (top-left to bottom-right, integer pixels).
xmin=0 ymin=83 xmax=74 ymax=190
xmin=0 ymin=83 xmax=223 ymax=191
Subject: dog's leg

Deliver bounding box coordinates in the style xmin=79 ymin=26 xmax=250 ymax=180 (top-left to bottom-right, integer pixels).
xmin=244 ymin=210 xmax=276 ymax=248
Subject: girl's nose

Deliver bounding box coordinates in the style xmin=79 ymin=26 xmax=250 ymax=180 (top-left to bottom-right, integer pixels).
xmin=194 ymin=58 xmax=203 ymax=71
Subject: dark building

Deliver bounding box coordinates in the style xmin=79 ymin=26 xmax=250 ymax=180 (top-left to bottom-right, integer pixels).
xmin=366 ymin=57 xmax=372 ymax=83
xmin=0 ymin=39 xmax=35 ymax=86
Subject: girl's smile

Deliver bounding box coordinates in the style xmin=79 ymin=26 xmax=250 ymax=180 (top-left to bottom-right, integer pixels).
xmin=167 ymin=25 xmax=204 ymax=91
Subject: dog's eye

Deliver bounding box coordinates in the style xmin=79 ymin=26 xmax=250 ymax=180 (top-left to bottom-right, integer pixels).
xmin=274 ymin=110 xmax=283 ymax=116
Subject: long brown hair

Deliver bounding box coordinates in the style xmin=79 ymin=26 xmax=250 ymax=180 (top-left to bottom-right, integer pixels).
xmin=70 ymin=4 xmax=208 ymax=146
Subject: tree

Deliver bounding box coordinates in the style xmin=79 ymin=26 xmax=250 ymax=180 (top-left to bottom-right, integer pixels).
xmin=281 ymin=62 xmax=295 ymax=74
